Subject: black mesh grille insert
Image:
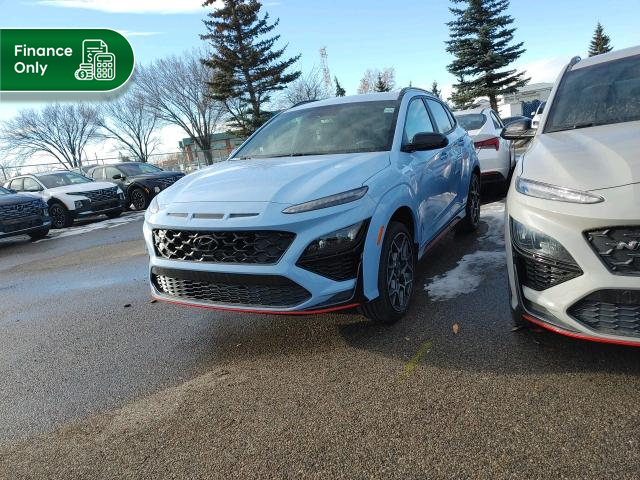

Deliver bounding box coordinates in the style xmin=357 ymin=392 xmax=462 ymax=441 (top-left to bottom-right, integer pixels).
xmin=151 ymin=268 xmax=311 ymax=308
xmin=513 ymin=246 xmax=583 ymax=291
xmin=586 ymin=227 xmax=640 ymax=275
xmin=71 ymin=187 xmax=119 ymax=203
xmin=569 ymin=290 xmax=640 ymax=338
xmin=153 ymin=229 xmax=295 ymax=264
xmin=0 ymin=200 xmax=43 ymax=221
xmin=155 ymin=176 xmax=181 ymax=188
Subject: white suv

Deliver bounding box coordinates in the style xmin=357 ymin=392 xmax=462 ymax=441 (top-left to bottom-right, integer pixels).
xmin=502 ymin=46 xmax=640 ymax=346
xmin=5 ymin=171 xmax=126 ymax=229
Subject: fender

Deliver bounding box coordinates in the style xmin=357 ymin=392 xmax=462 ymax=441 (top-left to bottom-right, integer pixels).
xmin=362 ymin=183 xmax=418 ymax=301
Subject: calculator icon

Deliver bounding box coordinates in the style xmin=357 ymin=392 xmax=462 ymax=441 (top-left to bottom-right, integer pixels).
xmin=94 ymin=53 xmax=116 ymax=81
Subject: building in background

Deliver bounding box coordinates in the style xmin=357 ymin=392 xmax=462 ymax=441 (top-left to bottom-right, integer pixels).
xmin=498 ymin=83 xmax=553 ymax=118
xmin=179 ymin=132 xmax=245 ymax=167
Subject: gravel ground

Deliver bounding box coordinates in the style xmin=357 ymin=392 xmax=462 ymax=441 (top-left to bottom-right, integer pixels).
xmin=1 ymin=203 xmax=639 ymax=479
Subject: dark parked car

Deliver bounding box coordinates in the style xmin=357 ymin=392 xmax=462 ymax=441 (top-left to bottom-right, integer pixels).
xmin=0 ymin=186 xmax=51 ymax=241
xmin=502 ymin=115 xmax=530 ymax=126
xmin=87 ymin=163 xmax=185 ymax=211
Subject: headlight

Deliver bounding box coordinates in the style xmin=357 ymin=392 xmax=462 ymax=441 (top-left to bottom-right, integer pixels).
xmin=148 ymin=196 xmax=161 ymax=214
xmin=515 ymin=177 xmax=604 ymax=204
xmin=282 ymin=187 xmax=368 ymax=214
xmin=300 ymin=221 xmax=367 ymax=259
xmin=511 ymin=218 xmax=576 ymax=264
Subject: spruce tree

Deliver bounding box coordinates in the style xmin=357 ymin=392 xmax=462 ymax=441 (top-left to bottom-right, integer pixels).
xmin=431 ymin=81 xmax=442 ymax=99
xmin=588 ymin=22 xmax=613 ymax=57
xmin=374 ymin=73 xmax=391 ymax=92
xmin=448 ymin=75 xmax=476 ymax=110
xmin=202 ymin=0 xmax=301 ymax=135
xmin=335 ymin=77 xmax=346 ymax=97
xmin=446 ymin=0 xmax=529 ymax=111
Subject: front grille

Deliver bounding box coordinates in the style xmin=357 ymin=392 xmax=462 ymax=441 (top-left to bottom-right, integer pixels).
xmin=72 ymin=187 xmax=118 ymax=203
xmin=513 ymin=246 xmax=583 ymax=291
xmin=0 ymin=200 xmax=44 ymax=221
xmin=586 ymin=227 xmax=640 ymax=275
xmin=153 ymin=229 xmax=295 ymax=264
xmin=151 ymin=267 xmax=311 ymax=308
xmin=569 ymin=290 xmax=640 ymax=338
xmin=155 ymin=176 xmax=181 ymax=188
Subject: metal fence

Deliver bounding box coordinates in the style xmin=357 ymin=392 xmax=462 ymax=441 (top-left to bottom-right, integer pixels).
xmin=0 ymin=149 xmax=230 ymax=182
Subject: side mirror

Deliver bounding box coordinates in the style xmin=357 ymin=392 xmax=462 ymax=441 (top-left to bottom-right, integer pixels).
xmin=402 ymin=132 xmax=449 ymax=153
xmin=501 ymin=118 xmax=536 ymax=140
xmin=112 ymin=173 xmax=123 ymax=180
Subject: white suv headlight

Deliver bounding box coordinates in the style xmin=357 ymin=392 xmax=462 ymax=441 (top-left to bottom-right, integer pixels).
xmin=515 ymin=177 xmax=604 ymax=204
xmin=282 ymin=187 xmax=368 ymax=214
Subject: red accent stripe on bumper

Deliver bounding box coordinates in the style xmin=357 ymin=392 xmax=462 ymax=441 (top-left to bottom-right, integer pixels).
xmin=154 ymin=295 xmax=360 ymax=316
xmin=522 ymin=314 xmax=640 ymax=347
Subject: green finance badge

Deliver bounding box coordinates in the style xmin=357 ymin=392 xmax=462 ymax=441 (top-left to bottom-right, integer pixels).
xmin=0 ymin=29 xmax=135 ymax=92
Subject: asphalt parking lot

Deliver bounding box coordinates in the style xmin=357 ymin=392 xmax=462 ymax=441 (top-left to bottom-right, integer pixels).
xmin=1 ymin=196 xmax=640 ymax=479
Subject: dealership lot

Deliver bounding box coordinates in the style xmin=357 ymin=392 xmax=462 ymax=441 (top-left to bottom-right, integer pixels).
xmin=1 ymin=197 xmax=639 ymax=479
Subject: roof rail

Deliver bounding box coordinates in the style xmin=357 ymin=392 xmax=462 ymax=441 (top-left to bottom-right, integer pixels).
xmin=398 ymin=86 xmax=436 ymax=97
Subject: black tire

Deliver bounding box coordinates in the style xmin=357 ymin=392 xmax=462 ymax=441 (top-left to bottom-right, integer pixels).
xmin=456 ymin=172 xmax=481 ymax=234
xmin=105 ymin=209 xmax=123 ymax=219
xmin=360 ymin=221 xmax=415 ymax=324
xmin=130 ymin=188 xmax=149 ymax=211
xmin=28 ymin=227 xmax=50 ymax=240
xmin=49 ymin=202 xmax=72 ymax=229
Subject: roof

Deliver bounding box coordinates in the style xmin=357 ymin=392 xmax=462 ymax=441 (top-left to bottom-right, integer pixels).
xmin=288 ymin=88 xmax=436 ymax=112
xmin=573 ymin=44 xmax=640 ymax=70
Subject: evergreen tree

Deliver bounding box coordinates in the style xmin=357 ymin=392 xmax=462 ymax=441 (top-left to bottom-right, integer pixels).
xmin=334 ymin=76 xmax=346 ymax=97
xmin=446 ymin=0 xmax=529 ymax=111
xmin=201 ymin=0 xmax=301 ymax=135
xmin=431 ymin=81 xmax=442 ymax=99
xmin=588 ymin=22 xmax=613 ymax=57
xmin=374 ymin=73 xmax=391 ymax=92
xmin=448 ymin=75 xmax=476 ymax=110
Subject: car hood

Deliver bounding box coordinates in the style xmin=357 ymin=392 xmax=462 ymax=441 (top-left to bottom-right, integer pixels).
xmin=48 ymin=182 xmax=119 ymax=194
xmin=164 ymin=152 xmax=390 ymax=204
xmin=0 ymin=193 xmax=42 ymax=206
xmin=523 ymin=121 xmax=640 ymax=191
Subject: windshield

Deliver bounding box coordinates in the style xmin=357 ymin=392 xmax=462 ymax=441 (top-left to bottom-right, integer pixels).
xmin=455 ymin=113 xmax=486 ymax=131
xmin=38 ymin=172 xmax=93 ymax=189
xmin=119 ymin=163 xmax=163 ymax=176
xmin=545 ymin=55 xmax=640 ymax=132
xmin=0 ymin=187 xmax=11 ymax=196
xmin=234 ymin=101 xmax=398 ymax=159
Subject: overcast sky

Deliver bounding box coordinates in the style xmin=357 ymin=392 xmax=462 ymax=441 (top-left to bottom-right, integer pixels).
xmin=0 ymin=0 xmax=638 ymax=156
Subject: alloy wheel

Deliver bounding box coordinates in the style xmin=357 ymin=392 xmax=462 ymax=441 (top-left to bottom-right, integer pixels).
xmin=386 ymin=232 xmax=414 ymax=312
xmin=469 ymin=175 xmax=481 ymax=226
xmin=131 ymin=190 xmax=146 ymax=210
xmin=50 ymin=204 xmax=65 ymax=229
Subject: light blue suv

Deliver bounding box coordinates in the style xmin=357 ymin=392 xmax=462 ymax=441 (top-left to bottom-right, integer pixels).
xmin=144 ymin=89 xmax=481 ymax=322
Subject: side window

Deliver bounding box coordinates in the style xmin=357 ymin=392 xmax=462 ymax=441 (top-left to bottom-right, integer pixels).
xmin=91 ymin=168 xmax=103 ymax=180
xmin=23 ymin=177 xmax=42 ymax=192
xmin=426 ymin=99 xmax=454 ymax=133
xmin=10 ymin=178 xmax=23 ymax=191
xmin=105 ymin=167 xmax=121 ymax=180
xmin=490 ymin=111 xmax=503 ymax=129
xmin=403 ymin=98 xmax=435 ymax=144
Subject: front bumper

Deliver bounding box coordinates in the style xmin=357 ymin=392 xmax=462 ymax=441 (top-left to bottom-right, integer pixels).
xmin=0 ymin=216 xmax=51 ymax=239
xmin=144 ymin=199 xmax=378 ymax=314
xmin=506 ymin=182 xmax=640 ymax=345
xmin=71 ymin=199 xmax=125 ymax=218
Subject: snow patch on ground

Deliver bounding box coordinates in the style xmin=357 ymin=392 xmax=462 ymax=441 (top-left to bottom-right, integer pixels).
xmin=35 ymin=211 xmax=145 ymax=243
xmin=424 ymin=201 xmax=506 ymax=302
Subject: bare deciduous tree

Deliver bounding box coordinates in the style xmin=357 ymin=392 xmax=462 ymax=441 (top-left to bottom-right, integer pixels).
xmin=357 ymin=67 xmax=396 ymax=94
xmin=136 ymin=51 xmax=227 ymax=165
xmin=0 ymin=103 xmax=100 ymax=169
xmin=98 ymin=81 xmax=161 ymax=163
xmin=279 ymin=67 xmax=330 ymax=108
